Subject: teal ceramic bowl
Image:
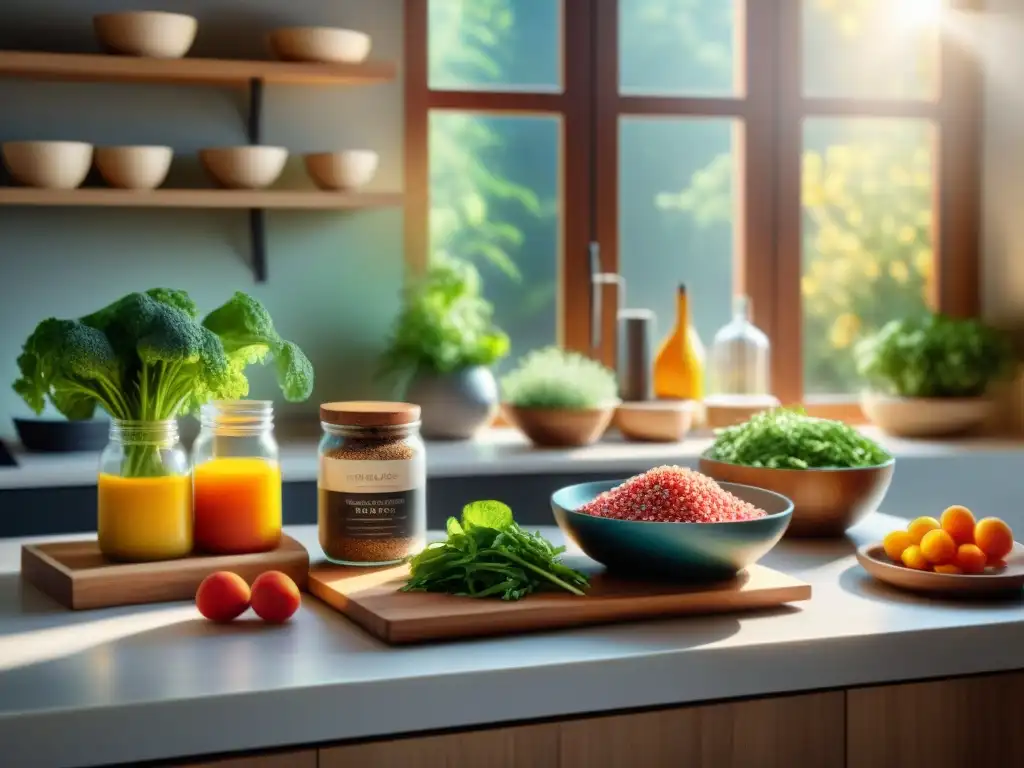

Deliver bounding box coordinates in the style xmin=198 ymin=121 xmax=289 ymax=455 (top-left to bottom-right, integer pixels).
xmin=551 ymin=480 xmax=794 ymax=581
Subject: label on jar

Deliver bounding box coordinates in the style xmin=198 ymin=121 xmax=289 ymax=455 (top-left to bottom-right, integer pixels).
xmin=318 ymin=456 xmax=425 ymax=539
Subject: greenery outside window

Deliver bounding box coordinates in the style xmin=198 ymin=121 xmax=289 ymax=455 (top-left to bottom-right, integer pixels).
xmin=406 ymin=0 xmax=980 ymax=419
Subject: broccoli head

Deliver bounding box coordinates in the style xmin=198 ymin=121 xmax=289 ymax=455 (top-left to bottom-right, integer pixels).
xmin=203 ymin=292 xmax=314 ymax=402
xmin=13 ymin=288 xmax=314 ymax=427
xmin=12 ymin=318 xmax=126 ymax=420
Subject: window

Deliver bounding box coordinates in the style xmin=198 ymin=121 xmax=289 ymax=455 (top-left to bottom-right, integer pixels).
xmin=406 ymin=0 xmax=980 ymax=415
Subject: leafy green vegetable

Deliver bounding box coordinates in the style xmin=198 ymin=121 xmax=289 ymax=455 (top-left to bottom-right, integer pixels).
xmin=379 ymin=256 xmax=510 ymax=380
xmin=500 ymin=346 xmax=618 ymax=409
xmin=855 ymin=313 xmax=1015 ymax=398
xmin=403 ymin=500 xmax=589 ymax=601
xmin=706 ymin=407 xmax=891 ymax=469
xmin=12 ymin=289 xmax=314 ymax=476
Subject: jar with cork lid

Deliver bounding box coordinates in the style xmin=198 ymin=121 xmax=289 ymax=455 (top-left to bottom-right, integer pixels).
xmin=317 ymin=401 xmax=427 ymax=566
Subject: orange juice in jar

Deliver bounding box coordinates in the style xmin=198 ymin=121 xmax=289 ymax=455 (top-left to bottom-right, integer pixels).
xmin=97 ymin=420 xmax=193 ymax=561
xmin=191 ymin=401 xmax=282 ymax=554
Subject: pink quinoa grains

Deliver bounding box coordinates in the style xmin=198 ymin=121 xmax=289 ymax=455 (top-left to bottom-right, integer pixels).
xmin=578 ymin=465 xmax=768 ymax=523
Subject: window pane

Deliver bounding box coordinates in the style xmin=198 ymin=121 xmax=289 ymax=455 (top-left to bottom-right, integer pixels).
xmin=429 ymin=112 xmax=560 ymax=372
xmin=619 ymin=0 xmax=739 ymax=96
xmin=621 ymin=118 xmax=738 ymax=367
xmin=802 ymin=118 xmax=936 ymax=396
xmin=428 ymin=0 xmax=561 ymax=92
xmin=803 ymin=0 xmax=939 ymax=99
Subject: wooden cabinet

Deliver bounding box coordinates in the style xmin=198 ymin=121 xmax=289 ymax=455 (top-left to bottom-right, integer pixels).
xmin=321 ymin=691 xmax=845 ymax=768
xmin=847 ymin=672 xmax=1024 ymax=768
xmin=560 ymin=691 xmax=845 ymax=768
xmin=173 ymin=750 xmax=316 ymax=768
xmin=170 ymin=673 xmax=1023 ymax=768
xmin=320 ymin=723 xmax=559 ymax=768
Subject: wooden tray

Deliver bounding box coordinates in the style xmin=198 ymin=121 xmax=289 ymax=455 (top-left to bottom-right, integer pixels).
xmin=857 ymin=542 xmax=1024 ymax=597
xmin=308 ymin=561 xmax=811 ymax=644
xmin=22 ymin=535 xmax=309 ymax=610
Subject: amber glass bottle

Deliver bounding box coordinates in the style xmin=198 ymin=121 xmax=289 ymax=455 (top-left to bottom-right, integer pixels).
xmin=653 ymin=283 xmax=706 ymax=401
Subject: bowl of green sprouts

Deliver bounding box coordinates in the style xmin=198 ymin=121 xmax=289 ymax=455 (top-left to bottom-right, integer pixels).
xmin=500 ymin=346 xmax=620 ymax=447
xmin=699 ymin=408 xmax=894 ymax=537
xmin=855 ymin=313 xmax=1016 ymax=437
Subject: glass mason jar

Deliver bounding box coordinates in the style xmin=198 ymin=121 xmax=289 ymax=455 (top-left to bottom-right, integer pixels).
xmin=318 ymin=401 xmax=427 ymax=566
xmin=97 ymin=419 xmax=192 ymax=562
xmin=191 ymin=400 xmax=282 ymax=555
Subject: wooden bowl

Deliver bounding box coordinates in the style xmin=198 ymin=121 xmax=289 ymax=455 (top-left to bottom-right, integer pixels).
xmin=552 ymin=480 xmax=793 ymax=580
xmin=93 ymin=12 xmax=198 ymax=59
xmin=857 ymin=542 xmax=1024 ymax=596
xmin=2 ymin=141 xmax=93 ymax=189
xmin=200 ymin=146 xmax=288 ymax=190
xmin=304 ymin=150 xmax=379 ymax=190
xmin=698 ymin=455 xmax=895 ymax=538
xmin=503 ymin=403 xmax=618 ymax=448
xmin=614 ymin=400 xmax=694 ymax=442
xmin=269 ymin=27 xmax=372 ymax=63
xmin=95 ymin=146 xmax=173 ymax=190
xmin=860 ymin=392 xmax=993 ymax=438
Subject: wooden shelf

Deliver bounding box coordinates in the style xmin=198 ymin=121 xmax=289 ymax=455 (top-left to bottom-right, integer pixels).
xmin=0 ymin=50 xmax=396 ymax=86
xmin=0 ymin=187 xmax=403 ymax=210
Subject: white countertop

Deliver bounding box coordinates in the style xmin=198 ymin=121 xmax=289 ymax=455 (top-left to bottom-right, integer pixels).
xmin=2 ymin=517 xmax=1024 ymax=768
xmin=2 ymin=426 xmax=1023 ymax=489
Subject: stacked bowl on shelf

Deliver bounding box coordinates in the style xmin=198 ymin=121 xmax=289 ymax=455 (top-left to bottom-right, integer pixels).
xmin=0 ymin=142 xmax=380 ymax=192
xmin=0 ymin=12 xmax=380 ymax=192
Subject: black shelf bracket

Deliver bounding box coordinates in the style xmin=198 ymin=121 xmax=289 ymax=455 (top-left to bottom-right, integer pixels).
xmin=247 ymin=77 xmax=268 ymax=283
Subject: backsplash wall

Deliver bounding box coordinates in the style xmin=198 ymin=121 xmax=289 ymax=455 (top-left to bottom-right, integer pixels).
xmin=0 ymin=0 xmax=404 ymax=437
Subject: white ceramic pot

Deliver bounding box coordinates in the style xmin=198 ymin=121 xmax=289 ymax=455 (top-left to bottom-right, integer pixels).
xmin=2 ymin=141 xmax=94 ymax=189
xmin=93 ymin=12 xmax=198 ymax=59
xmin=269 ymin=27 xmax=372 ymax=63
xmin=95 ymin=146 xmax=173 ymax=190
xmin=304 ymin=150 xmax=379 ymax=190
xmin=200 ymin=146 xmax=288 ymax=190
xmin=860 ymin=391 xmax=994 ymax=438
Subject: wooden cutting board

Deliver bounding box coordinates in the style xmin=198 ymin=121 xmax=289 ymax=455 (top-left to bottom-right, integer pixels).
xmin=22 ymin=535 xmax=309 ymax=610
xmin=308 ymin=560 xmax=811 ymax=644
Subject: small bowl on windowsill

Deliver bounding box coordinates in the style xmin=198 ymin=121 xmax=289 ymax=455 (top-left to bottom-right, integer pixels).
xmin=614 ymin=400 xmax=695 ymax=442
xmin=503 ymin=401 xmax=620 ymax=448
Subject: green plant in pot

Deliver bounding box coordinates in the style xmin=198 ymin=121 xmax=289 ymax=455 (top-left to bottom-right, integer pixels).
xmin=855 ymin=313 xmax=1016 ymax=437
xmin=379 ymin=257 xmax=510 ymax=440
xmin=500 ymin=346 xmax=620 ymax=447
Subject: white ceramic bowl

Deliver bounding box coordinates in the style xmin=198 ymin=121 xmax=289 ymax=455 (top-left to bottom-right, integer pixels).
xmin=200 ymin=146 xmax=288 ymax=190
xmin=93 ymin=12 xmax=198 ymax=59
xmin=2 ymin=141 xmax=94 ymax=189
xmin=269 ymin=27 xmax=372 ymax=63
xmin=860 ymin=392 xmax=993 ymax=438
xmin=304 ymin=150 xmax=379 ymax=190
xmin=95 ymin=146 xmax=173 ymax=190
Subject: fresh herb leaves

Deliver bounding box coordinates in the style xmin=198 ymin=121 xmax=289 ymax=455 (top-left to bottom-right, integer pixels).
xmin=403 ymin=500 xmax=589 ymax=601
xmin=707 ymin=407 xmax=891 ymax=469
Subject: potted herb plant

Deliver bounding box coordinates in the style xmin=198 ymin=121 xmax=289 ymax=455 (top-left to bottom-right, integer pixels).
xmin=500 ymin=346 xmax=620 ymax=447
xmin=855 ymin=313 xmax=1015 ymax=437
xmin=380 ymin=257 xmax=510 ymax=440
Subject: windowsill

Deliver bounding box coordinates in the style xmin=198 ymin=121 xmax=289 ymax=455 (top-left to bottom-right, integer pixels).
xmin=2 ymin=425 xmax=1023 ymax=491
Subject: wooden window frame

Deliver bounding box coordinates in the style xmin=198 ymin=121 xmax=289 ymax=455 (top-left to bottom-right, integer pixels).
xmin=405 ymin=0 xmax=981 ymax=423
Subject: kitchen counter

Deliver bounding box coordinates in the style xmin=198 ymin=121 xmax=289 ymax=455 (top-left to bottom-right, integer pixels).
xmin=2 ymin=515 xmax=1024 ymax=768
xmin=2 ymin=425 xmax=1023 ymax=489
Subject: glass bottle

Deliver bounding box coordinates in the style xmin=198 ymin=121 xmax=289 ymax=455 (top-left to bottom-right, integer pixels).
xmin=709 ymin=295 xmax=772 ymax=396
xmin=98 ymin=419 xmax=192 ymax=562
xmin=653 ymin=283 xmax=706 ymax=401
xmin=191 ymin=400 xmax=282 ymax=555
xmin=318 ymin=401 xmax=427 ymax=567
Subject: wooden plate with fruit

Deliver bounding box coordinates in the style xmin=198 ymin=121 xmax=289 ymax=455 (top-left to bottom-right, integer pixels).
xmin=857 ymin=506 xmax=1024 ymax=596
